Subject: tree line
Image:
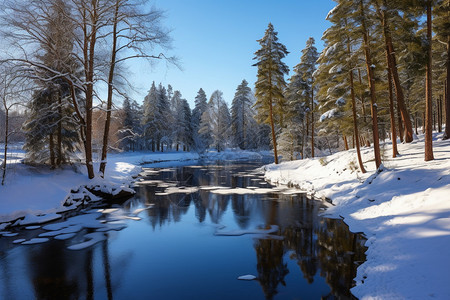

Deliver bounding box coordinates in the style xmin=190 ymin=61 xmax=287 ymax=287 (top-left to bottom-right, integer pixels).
xmin=118 ymin=80 xmax=271 ymax=153
xmin=253 ymin=0 xmax=449 ymax=168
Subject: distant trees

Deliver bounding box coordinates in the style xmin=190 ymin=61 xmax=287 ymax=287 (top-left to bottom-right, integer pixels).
xmin=1 ymin=0 xmax=174 ymax=179
xmin=231 ymin=80 xmax=258 ymax=150
xmin=253 ymin=23 xmax=290 ymax=164
xmin=199 ymin=90 xmax=230 ymax=152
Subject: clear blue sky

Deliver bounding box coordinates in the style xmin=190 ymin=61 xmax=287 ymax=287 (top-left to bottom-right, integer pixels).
xmin=131 ymin=0 xmax=335 ymax=107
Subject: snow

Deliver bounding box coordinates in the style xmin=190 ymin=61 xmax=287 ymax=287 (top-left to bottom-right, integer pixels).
xmin=319 ymin=108 xmax=338 ymax=122
xmin=215 ymin=225 xmax=279 ymax=236
xmin=264 ymin=132 xmax=450 ymax=299
xmin=67 ymin=232 xmax=106 ymax=250
xmin=237 ymin=275 xmax=257 ymax=281
xmin=21 ymin=238 xmax=49 ymax=245
xmin=0 ymin=150 xmax=196 ymax=225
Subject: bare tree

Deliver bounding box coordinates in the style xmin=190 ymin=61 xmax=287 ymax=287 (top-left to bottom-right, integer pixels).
xmin=1 ymin=0 xmax=174 ymax=179
xmin=98 ymin=0 xmax=174 ymax=177
xmin=0 ymin=63 xmax=29 ymax=185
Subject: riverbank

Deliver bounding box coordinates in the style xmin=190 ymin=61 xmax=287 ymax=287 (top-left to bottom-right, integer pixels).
xmin=0 ymin=148 xmax=267 ymax=227
xmin=0 ymin=151 xmax=200 ymax=227
xmin=264 ymin=132 xmax=450 ymax=300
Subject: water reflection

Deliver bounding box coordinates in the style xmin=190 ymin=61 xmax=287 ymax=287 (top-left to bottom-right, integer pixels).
xmin=0 ymin=161 xmax=366 ymax=299
xmin=133 ymin=162 xmax=366 ymax=299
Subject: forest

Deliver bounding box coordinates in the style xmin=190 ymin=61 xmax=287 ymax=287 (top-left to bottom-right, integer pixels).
xmin=0 ymin=0 xmax=449 ymax=182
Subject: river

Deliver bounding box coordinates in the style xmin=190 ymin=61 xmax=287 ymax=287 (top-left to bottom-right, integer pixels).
xmin=0 ymin=159 xmax=366 ymax=299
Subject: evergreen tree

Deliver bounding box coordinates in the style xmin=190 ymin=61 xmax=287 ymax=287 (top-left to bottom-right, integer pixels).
xmin=296 ymin=37 xmax=319 ymax=157
xmin=199 ymin=90 xmax=229 ymax=151
xmin=171 ymin=90 xmax=192 ymax=151
xmin=231 ymin=80 xmax=256 ymax=149
xmin=434 ymin=0 xmax=450 ymax=139
xmin=253 ymin=23 xmax=289 ymax=164
xmin=23 ymin=0 xmax=80 ymax=166
xmin=142 ymin=82 xmax=160 ymax=151
xmin=157 ymin=84 xmax=173 ymax=151
xmin=119 ymin=97 xmax=142 ymax=151
xmin=192 ymin=88 xmax=208 ymax=151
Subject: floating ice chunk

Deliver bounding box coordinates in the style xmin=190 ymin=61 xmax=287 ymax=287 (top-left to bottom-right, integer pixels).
xmin=2 ymin=232 xmax=18 ymax=237
xmin=210 ymin=187 xmax=274 ymax=195
xmin=13 ymin=239 xmax=26 ymax=244
xmin=135 ymin=180 xmax=164 ymax=185
xmin=22 ymin=238 xmax=49 ymax=245
xmin=25 ymin=226 xmax=41 ymax=230
xmin=199 ymin=186 xmax=230 ymax=191
xmin=101 ymin=208 xmax=119 ymax=214
xmin=215 ymin=225 xmax=279 ymax=236
xmin=54 ymin=233 xmax=77 ymax=240
xmin=132 ymin=207 xmax=149 ymax=215
xmin=124 ymin=216 xmax=141 ymax=221
xmin=95 ymin=223 xmax=127 ymax=232
xmin=67 ymin=232 xmax=106 ymax=250
xmin=162 ymin=186 xmax=199 ymax=195
xmin=237 ymin=275 xmax=257 ymax=281
xmin=39 ymin=224 xmax=83 ymax=237
xmin=42 ymin=212 xmax=102 ymax=231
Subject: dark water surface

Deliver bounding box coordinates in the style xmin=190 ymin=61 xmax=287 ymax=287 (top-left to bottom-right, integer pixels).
xmin=0 ymin=160 xmax=366 ymax=299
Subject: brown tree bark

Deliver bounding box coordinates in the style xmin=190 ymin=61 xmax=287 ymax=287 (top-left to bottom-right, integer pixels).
xmin=350 ymin=69 xmax=367 ymax=173
xmin=387 ymin=65 xmax=399 ymax=157
xmin=343 ymin=135 xmax=349 ymax=151
xmin=379 ymin=0 xmax=414 ymax=143
xmin=311 ymin=89 xmax=315 ymax=158
xmin=359 ymin=0 xmax=382 ymax=169
xmin=99 ymin=0 xmax=120 ymax=177
xmin=57 ymin=91 xmax=62 ymax=166
xmin=425 ymin=1 xmax=434 ymax=161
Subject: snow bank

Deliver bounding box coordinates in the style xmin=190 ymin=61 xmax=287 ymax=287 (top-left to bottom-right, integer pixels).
xmin=264 ymin=133 xmax=450 ymax=299
xmin=0 ymin=150 xmax=198 ymax=227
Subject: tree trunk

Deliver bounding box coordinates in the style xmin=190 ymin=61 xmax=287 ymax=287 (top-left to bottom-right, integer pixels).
xmin=82 ymin=1 xmax=98 ymax=179
xmin=397 ymin=102 xmax=404 ymax=142
xmin=379 ymin=0 xmax=414 ymax=143
xmin=350 ymin=69 xmax=366 ymax=173
xmin=49 ymin=133 xmax=55 ymax=168
xmin=311 ymin=90 xmax=315 ymax=158
xmin=425 ymin=1 xmax=434 ymax=161
xmin=387 ymin=64 xmax=399 ymax=157
xmin=438 ymin=94 xmax=442 ymax=133
xmin=57 ymin=92 xmax=62 ymax=166
xmin=360 ymin=0 xmax=382 ymax=169
xmin=443 ymin=41 xmax=450 ymax=139
xmin=1 ymin=107 xmax=8 ymax=186
xmin=343 ymin=135 xmax=349 ymax=150
xmin=99 ymin=0 xmax=120 ymax=177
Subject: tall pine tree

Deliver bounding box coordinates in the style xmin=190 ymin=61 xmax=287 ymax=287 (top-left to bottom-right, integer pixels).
xmin=253 ymin=23 xmax=289 ymax=164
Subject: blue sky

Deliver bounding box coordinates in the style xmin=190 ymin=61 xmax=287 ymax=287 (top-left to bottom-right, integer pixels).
xmin=131 ymin=0 xmax=335 ymax=107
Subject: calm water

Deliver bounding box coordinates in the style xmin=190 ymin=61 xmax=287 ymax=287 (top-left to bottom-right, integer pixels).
xmin=0 ymin=160 xmax=366 ymax=300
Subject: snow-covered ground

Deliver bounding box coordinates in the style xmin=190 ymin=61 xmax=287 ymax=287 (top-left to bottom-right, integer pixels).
xmin=0 ymin=148 xmax=263 ymax=226
xmin=264 ymin=132 xmax=450 ymax=300
xmin=0 ymin=149 xmax=199 ymax=226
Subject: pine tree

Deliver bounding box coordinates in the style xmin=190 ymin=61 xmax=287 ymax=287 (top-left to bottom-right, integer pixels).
xmin=296 ymin=37 xmax=319 ymax=157
xmin=434 ymin=0 xmax=450 ymax=139
xmin=231 ymin=79 xmax=255 ymax=149
xmin=280 ymin=54 xmax=308 ymax=160
xmin=253 ymin=23 xmax=289 ymax=164
xmin=118 ymin=97 xmax=142 ymax=151
xmin=142 ymin=82 xmax=160 ymax=151
xmin=192 ymin=88 xmax=208 ymax=151
xmin=199 ymin=90 xmax=229 ymax=151
xmin=22 ymin=0 xmax=80 ymax=167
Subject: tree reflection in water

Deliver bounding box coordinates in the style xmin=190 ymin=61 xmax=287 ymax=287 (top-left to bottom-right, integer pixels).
xmin=0 ymin=161 xmax=365 ymax=299
xmin=134 ymin=162 xmax=366 ymax=299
